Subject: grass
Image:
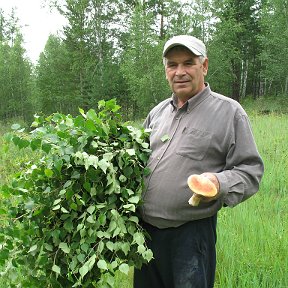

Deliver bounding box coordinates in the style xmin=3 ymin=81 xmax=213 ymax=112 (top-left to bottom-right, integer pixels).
xmin=0 ymin=98 xmax=288 ymax=287
xmin=215 ymin=112 xmax=288 ymax=287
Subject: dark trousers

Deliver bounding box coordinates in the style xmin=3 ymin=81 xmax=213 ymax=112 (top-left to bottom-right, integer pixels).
xmin=134 ymin=215 xmax=217 ymax=288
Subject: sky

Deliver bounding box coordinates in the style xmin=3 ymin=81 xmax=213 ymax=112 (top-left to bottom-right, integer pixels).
xmin=0 ymin=0 xmax=67 ymax=63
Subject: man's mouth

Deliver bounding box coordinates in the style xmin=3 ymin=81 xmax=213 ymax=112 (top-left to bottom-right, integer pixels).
xmin=174 ymin=78 xmax=190 ymax=83
xmin=174 ymin=80 xmax=189 ymax=84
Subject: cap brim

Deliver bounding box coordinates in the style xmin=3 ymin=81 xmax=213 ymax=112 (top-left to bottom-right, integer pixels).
xmin=163 ymin=43 xmax=203 ymax=57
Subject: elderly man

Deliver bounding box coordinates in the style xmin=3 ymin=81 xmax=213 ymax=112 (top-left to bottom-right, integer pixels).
xmin=134 ymin=35 xmax=264 ymax=288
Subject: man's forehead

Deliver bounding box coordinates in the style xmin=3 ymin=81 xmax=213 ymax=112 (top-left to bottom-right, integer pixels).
xmin=166 ymin=49 xmax=198 ymax=62
xmin=165 ymin=46 xmax=198 ymax=58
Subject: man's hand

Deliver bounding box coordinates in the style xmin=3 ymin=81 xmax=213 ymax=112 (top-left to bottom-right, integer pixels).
xmin=187 ymin=173 xmax=220 ymax=206
xmin=199 ymin=173 xmax=220 ymax=203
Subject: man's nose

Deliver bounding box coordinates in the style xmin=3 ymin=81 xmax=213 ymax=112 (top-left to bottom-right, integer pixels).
xmin=175 ymin=64 xmax=186 ymax=76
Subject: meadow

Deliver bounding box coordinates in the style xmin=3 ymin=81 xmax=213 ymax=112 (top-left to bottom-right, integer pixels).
xmin=0 ymin=97 xmax=287 ymax=287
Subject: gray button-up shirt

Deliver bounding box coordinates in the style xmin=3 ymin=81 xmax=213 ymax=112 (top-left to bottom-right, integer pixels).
xmin=140 ymin=84 xmax=264 ymax=228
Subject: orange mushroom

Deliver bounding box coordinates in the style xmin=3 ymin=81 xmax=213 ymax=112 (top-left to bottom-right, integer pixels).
xmin=187 ymin=174 xmax=218 ymax=206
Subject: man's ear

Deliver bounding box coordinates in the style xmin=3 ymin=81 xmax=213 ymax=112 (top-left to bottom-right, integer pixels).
xmin=203 ymin=58 xmax=209 ymax=76
xmin=165 ymin=69 xmax=169 ymax=80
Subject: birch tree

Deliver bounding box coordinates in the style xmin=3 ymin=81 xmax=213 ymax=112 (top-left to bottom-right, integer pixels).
xmin=259 ymin=0 xmax=288 ymax=96
xmin=0 ymin=9 xmax=33 ymax=121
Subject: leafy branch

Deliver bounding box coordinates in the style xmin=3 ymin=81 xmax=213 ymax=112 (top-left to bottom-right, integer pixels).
xmin=0 ymin=99 xmax=152 ymax=287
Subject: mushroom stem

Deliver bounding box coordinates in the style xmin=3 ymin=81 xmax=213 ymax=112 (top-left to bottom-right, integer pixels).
xmin=188 ymin=194 xmax=201 ymax=206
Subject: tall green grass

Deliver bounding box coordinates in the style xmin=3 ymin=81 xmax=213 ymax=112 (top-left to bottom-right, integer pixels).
xmin=1 ymin=111 xmax=287 ymax=287
xmin=216 ymin=197 xmax=287 ymax=287
xmin=215 ymin=113 xmax=288 ymax=287
xmin=0 ymin=119 xmax=33 ymax=185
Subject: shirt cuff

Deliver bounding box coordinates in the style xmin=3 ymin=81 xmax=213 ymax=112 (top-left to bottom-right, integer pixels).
xmin=214 ymin=172 xmax=229 ymax=198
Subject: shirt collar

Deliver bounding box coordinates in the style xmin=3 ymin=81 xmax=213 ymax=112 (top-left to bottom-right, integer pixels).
xmin=169 ymin=83 xmax=211 ymax=112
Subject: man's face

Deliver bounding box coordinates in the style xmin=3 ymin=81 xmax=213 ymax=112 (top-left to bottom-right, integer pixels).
xmin=165 ymin=47 xmax=208 ymax=104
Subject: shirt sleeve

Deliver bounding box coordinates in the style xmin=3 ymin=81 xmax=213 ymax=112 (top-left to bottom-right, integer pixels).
xmin=214 ymin=113 xmax=264 ymax=207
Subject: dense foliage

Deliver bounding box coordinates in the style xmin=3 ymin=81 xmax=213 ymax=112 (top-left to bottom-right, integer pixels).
xmin=0 ymin=100 xmax=152 ymax=287
xmin=0 ymin=0 xmax=287 ymax=122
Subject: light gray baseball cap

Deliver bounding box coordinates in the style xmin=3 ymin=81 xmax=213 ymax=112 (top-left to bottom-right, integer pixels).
xmin=163 ymin=35 xmax=207 ymax=57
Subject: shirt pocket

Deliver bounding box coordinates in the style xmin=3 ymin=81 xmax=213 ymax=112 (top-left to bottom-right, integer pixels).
xmin=176 ymin=128 xmax=212 ymax=161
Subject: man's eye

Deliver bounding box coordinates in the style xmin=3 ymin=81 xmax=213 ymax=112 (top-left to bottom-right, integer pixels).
xmin=167 ymin=63 xmax=177 ymax=68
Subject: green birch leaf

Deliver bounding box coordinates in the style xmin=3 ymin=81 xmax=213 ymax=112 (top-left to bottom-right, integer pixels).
xmin=52 ymin=264 xmax=61 ymax=275
xmin=87 ymin=205 xmax=95 ymax=215
xmin=61 ymin=207 xmax=69 ymax=213
xmin=128 ymin=216 xmax=139 ymax=223
xmin=59 ymin=242 xmax=70 ymax=254
xmin=128 ymin=195 xmax=140 ymax=204
xmin=59 ymin=189 xmax=66 ymax=196
xmin=53 ymin=199 xmax=61 ymax=206
xmin=77 ymin=253 xmax=85 ymax=263
xmin=64 ymin=220 xmax=73 ymax=232
xmin=160 ymin=134 xmax=170 ymax=142
xmin=106 ymin=241 xmax=114 ymax=251
xmin=141 ymin=142 xmax=149 ymax=148
xmin=143 ymin=249 xmax=154 ymax=262
xmin=97 ymin=259 xmax=108 ymax=270
xmin=123 ymin=204 xmax=136 ymax=212
xmin=52 ymin=204 xmax=61 ymax=211
xmin=137 ymin=244 xmax=146 ymax=254
xmin=126 ymin=149 xmax=135 ymax=156
xmin=123 ymin=166 xmax=133 ymax=177
xmin=119 ymin=263 xmax=130 ymax=275
xmin=44 ymin=169 xmax=54 ymax=178
xmin=98 ymin=159 xmax=110 ymax=173
xmin=79 ymin=264 xmax=89 ymax=279
xmin=133 ymin=232 xmax=145 ymax=245
xmin=44 ymin=243 xmax=53 ymax=252
xmin=79 ymin=108 xmax=86 ymax=118
xmin=119 ymin=175 xmax=127 ymax=182
xmin=86 ymin=215 xmax=95 ymax=224
xmin=28 ymin=244 xmax=37 ymax=253
xmin=121 ymin=242 xmax=130 ymax=256
xmin=79 ymin=254 xmax=96 ymax=278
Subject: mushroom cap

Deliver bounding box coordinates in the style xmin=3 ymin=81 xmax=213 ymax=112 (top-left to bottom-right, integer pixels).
xmin=187 ymin=174 xmax=217 ymax=197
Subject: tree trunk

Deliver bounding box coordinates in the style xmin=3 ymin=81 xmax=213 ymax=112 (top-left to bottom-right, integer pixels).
xmin=231 ymin=59 xmax=241 ymax=102
xmin=259 ymin=77 xmax=265 ymax=97
xmin=159 ymin=1 xmax=164 ymax=39
xmin=240 ymin=59 xmax=248 ymax=99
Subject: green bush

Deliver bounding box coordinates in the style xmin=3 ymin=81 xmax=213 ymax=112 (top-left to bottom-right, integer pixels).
xmin=0 ymin=99 xmax=152 ymax=287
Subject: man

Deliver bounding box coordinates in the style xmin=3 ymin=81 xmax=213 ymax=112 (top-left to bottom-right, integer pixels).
xmin=134 ymin=35 xmax=264 ymax=288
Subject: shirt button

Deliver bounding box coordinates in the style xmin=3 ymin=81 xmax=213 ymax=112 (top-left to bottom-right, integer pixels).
xmin=157 ymin=157 xmax=160 ymax=160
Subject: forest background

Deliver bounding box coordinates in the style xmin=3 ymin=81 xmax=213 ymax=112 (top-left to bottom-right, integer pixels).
xmin=0 ymin=0 xmax=288 ymax=123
